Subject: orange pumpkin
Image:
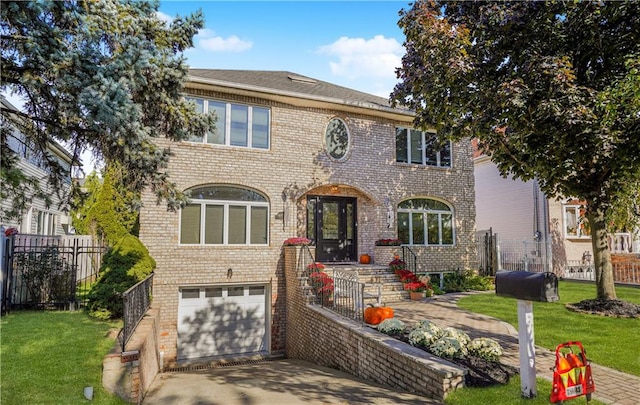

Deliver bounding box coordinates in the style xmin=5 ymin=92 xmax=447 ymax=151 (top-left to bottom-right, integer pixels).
xmin=359 ymin=254 xmax=371 ymax=264
xmin=364 ymin=305 xmax=394 ymax=325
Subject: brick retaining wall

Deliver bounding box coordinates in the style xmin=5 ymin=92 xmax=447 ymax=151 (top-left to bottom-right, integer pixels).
xmin=284 ymin=246 xmax=466 ymax=401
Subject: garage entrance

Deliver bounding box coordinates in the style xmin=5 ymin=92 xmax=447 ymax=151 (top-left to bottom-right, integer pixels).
xmin=177 ymin=284 xmax=268 ymax=361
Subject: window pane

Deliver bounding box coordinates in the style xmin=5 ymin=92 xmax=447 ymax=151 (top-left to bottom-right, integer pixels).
xmin=427 ymin=213 xmax=440 ymax=245
xmin=322 ymin=202 xmax=339 ymax=240
xmin=440 ymin=141 xmax=452 ymax=167
xmin=187 ymin=185 xmax=267 ymax=202
xmin=307 ymin=198 xmax=316 ymax=241
xmin=410 ymin=130 xmax=422 ymax=164
xmin=186 ymin=98 xmax=205 ymax=142
xmin=396 ymin=128 xmax=408 ymax=163
xmin=181 ymin=204 xmax=201 ymax=244
xmin=325 ymin=118 xmax=349 ymax=159
xmin=250 ymin=206 xmax=268 ymax=244
xmin=412 ymin=212 xmax=425 ymax=245
xmin=565 ymin=207 xmax=578 ymax=236
xmin=397 ymin=212 xmax=410 ymax=244
xmin=249 ymin=286 xmax=265 ymax=296
xmin=346 ymin=202 xmax=354 ymax=240
xmin=252 ymin=107 xmax=270 ymax=149
xmin=208 ymin=101 xmax=226 ymax=144
xmin=230 ymin=104 xmax=248 ymax=146
xmin=228 ymin=286 xmax=244 ymax=297
xmin=229 ymin=205 xmax=247 ymax=244
xmin=424 ymin=132 xmax=438 ymax=166
xmin=205 ymin=288 xmax=223 ymax=298
xmin=182 ymin=288 xmax=200 ymax=299
xmin=204 ymin=205 xmax=224 ymax=244
xmin=441 ymin=214 xmax=453 ymax=244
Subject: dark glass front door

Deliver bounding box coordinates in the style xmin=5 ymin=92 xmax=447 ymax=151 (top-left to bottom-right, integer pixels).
xmin=307 ymin=196 xmax=357 ymax=262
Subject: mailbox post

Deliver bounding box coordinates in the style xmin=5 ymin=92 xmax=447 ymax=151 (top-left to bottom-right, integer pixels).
xmin=495 ymin=271 xmax=559 ymax=399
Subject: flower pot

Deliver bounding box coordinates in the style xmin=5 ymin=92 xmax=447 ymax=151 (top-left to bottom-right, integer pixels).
xmin=410 ymin=291 xmax=423 ymax=301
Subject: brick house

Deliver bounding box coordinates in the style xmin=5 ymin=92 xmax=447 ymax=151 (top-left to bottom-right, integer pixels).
xmin=139 ymin=69 xmax=478 ymax=366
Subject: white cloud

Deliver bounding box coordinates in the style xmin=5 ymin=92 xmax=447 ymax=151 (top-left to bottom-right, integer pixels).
xmin=196 ymin=29 xmax=253 ymax=52
xmin=317 ymin=35 xmax=403 ymax=79
xmin=155 ymin=11 xmax=173 ymax=25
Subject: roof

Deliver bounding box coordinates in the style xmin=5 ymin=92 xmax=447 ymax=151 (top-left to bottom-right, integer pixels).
xmin=187 ymin=69 xmax=413 ymax=120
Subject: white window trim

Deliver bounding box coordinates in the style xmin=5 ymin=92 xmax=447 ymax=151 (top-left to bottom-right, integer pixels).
xmin=397 ymin=127 xmax=452 ymax=168
xmin=563 ymin=204 xmax=590 ymax=239
xmin=180 ymin=198 xmax=269 ymax=246
xmin=185 ymin=97 xmax=270 ymax=150
xmin=397 ymin=198 xmax=455 ymax=246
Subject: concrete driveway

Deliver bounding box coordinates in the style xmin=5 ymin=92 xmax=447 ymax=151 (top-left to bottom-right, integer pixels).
xmin=143 ymin=358 xmax=440 ymax=405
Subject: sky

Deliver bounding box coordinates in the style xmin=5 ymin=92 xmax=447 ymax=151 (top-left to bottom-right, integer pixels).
xmin=157 ymin=0 xmax=411 ymax=98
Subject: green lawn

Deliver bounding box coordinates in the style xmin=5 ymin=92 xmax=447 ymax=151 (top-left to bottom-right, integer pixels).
xmin=457 ymin=281 xmax=640 ymax=376
xmin=445 ymin=375 xmax=605 ymax=405
xmin=0 ymin=311 xmax=127 ymax=405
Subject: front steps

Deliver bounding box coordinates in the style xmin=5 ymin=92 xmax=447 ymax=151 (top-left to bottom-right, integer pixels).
xmin=323 ymin=263 xmax=409 ymax=304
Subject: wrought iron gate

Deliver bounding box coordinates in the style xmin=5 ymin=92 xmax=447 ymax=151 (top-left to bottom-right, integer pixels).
xmin=1 ymin=234 xmax=106 ymax=313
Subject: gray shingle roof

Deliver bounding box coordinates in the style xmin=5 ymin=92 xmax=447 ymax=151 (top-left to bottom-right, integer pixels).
xmin=188 ymin=69 xmax=396 ymax=110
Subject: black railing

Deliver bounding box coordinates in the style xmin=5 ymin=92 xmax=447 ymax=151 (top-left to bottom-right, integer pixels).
xmin=120 ymin=273 xmax=153 ymax=351
xmin=402 ymin=245 xmax=417 ymax=275
xmin=329 ymin=270 xmax=368 ymax=322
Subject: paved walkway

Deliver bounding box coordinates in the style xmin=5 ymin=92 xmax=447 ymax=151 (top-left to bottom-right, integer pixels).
xmin=391 ymin=292 xmax=640 ymax=405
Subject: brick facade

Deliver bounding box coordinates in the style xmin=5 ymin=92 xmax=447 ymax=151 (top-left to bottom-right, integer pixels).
xmin=283 ymin=246 xmax=466 ymax=401
xmin=139 ymin=78 xmax=477 ymax=366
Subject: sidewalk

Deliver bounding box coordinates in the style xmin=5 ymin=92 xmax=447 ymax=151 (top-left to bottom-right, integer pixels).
xmin=391 ymin=292 xmax=640 ymax=405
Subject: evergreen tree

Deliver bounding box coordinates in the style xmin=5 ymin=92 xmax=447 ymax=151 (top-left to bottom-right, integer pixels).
xmin=1 ymin=0 xmax=215 ymax=220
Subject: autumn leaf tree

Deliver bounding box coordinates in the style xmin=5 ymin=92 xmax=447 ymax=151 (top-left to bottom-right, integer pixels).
xmin=1 ymin=0 xmax=215 ymax=220
xmin=391 ymin=0 xmax=640 ymax=300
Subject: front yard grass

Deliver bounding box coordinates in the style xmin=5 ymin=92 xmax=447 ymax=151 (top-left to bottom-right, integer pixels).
xmin=445 ymin=375 xmax=605 ymax=405
xmin=457 ymin=281 xmax=640 ymax=376
xmin=0 ymin=311 xmax=127 ymax=405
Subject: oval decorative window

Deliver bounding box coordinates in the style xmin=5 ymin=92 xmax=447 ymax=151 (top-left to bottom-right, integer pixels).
xmin=325 ymin=117 xmax=350 ymax=160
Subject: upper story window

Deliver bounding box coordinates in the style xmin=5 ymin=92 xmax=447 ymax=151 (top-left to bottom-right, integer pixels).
xmin=564 ymin=203 xmax=590 ymax=238
xmin=397 ymin=198 xmax=454 ymax=246
xmin=396 ymin=127 xmax=451 ymax=168
xmin=185 ymin=97 xmax=270 ymax=149
xmin=325 ymin=117 xmax=350 ymax=160
xmin=180 ymin=185 xmax=269 ymax=245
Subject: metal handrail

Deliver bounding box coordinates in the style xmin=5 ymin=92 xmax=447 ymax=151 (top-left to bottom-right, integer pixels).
xmin=402 ymin=245 xmax=417 ymax=275
xmin=120 ymin=273 xmax=153 ymax=351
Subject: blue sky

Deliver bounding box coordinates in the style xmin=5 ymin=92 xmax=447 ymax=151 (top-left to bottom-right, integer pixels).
xmin=157 ymin=1 xmax=411 ymax=97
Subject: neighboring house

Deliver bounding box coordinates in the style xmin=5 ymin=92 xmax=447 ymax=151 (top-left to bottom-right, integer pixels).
xmin=473 ymin=141 xmax=640 ymax=275
xmin=0 ymin=97 xmax=74 ymax=235
xmin=139 ymin=69 xmax=477 ymax=365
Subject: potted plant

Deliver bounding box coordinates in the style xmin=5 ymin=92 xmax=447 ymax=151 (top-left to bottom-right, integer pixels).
xmin=308 ymin=265 xmax=334 ymax=304
xmin=404 ymin=281 xmax=428 ymax=300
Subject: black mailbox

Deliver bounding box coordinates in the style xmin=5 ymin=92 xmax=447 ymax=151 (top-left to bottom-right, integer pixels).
xmin=495 ymin=271 xmax=559 ymax=302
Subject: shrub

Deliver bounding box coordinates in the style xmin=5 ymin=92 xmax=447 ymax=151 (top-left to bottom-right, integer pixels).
xmin=377 ymin=318 xmax=406 ymax=335
xmin=441 ymin=327 xmax=471 ymax=347
xmin=87 ymin=234 xmax=155 ymax=319
xmin=430 ymin=336 xmax=469 ymax=359
xmin=468 ymin=338 xmax=504 ymax=362
xmin=443 ymin=269 xmax=493 ymax=292
xmin=389 ymin=258 xmax=406 ymax=272
xmin=408 ymin=327 xmax=441 ymax=348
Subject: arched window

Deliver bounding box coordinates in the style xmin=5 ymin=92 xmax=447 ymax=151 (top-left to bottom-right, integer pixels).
xmin=397 ymin=198 xmax=454 ymax=246
xmin=180 ymin=185 xmax=269 ymax=245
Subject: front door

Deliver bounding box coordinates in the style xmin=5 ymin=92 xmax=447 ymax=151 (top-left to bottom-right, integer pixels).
xmin=307 ymin=196 xmax=357 ymax=262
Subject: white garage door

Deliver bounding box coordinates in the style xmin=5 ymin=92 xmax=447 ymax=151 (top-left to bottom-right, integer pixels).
xmin=177 ymin=284 xmax=267 ymax=361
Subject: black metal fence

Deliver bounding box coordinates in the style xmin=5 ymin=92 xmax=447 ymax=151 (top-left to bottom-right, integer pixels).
xmin=119 ymin=273 xmax=153 ymax=351
xmin=2 ymin=234 xmax=106 ymax=313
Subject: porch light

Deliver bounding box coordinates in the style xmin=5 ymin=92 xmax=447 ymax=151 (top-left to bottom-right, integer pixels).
xmin=330 ymin=185 xmax=339 ymax=194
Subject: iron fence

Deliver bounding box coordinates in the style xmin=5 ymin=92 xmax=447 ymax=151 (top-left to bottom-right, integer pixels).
xmin=2 ymin=234 xmax=106 ymax=312
xmin=120 ymin=273 xmax=153 ymax=351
